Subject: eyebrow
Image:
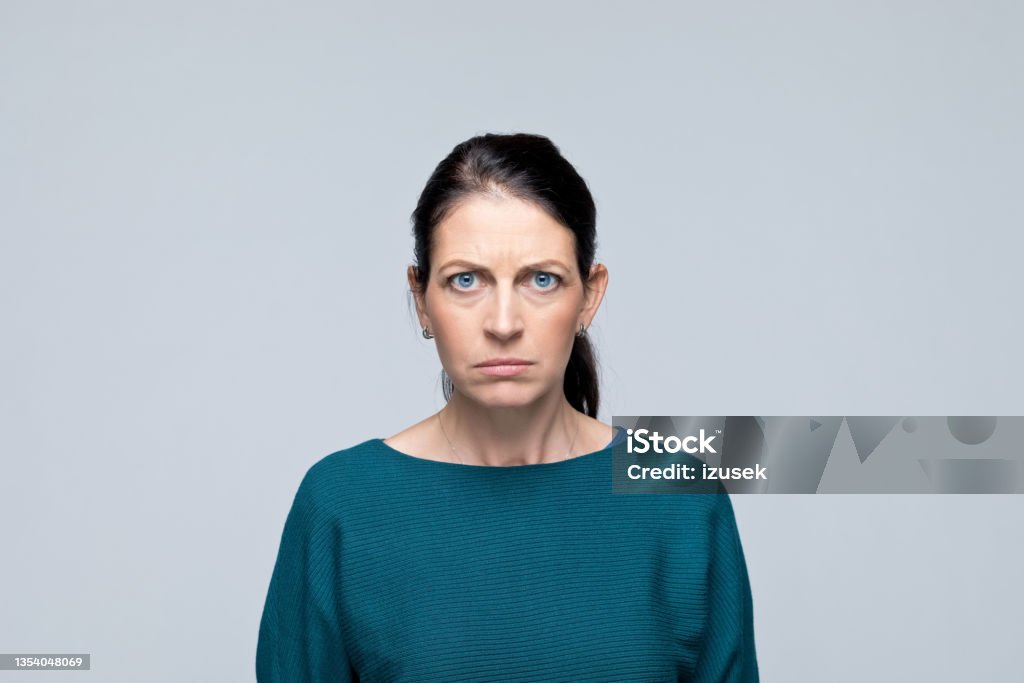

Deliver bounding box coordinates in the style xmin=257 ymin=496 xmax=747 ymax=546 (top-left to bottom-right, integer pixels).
xmin=436 ymin=258 xmax=572 ymax=275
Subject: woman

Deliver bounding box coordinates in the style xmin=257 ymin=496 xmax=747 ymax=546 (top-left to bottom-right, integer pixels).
xmin=256 ymin=133 xmax=759 ymax=682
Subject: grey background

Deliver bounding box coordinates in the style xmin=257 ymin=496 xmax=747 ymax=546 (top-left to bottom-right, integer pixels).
xmin=2 ymin=1 xmax=1022 ymax=681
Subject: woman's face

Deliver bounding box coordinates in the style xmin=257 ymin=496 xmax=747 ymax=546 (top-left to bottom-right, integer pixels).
xmin=410 ymin=193 xmax=607 ymax=409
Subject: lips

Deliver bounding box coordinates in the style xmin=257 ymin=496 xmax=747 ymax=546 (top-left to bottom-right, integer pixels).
xmin=476 ymin=358 xmax=532 ymax=367
xmin=475 ymin=358 xmax=534 ymax=377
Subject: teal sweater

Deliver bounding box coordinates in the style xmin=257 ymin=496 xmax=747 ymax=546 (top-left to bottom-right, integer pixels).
xmin=256 ymin=427 xmax=759 ymax=682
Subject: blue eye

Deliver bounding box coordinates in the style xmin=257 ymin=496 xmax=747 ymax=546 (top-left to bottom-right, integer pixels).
xmin=532 ymin=272 xmax=560 ymax=290
xmin=450 ymin=272 xmax=477 ymax=290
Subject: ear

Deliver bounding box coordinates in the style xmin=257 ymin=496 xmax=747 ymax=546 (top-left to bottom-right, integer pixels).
xmin=407 ymin=265 xmax=430 ymax=329
xmin=579 ymin=263 xmax=609 ymax=328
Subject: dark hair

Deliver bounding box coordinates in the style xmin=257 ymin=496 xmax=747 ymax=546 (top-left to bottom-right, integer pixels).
xmin=410 ymin=132 xmax=601 ymax=418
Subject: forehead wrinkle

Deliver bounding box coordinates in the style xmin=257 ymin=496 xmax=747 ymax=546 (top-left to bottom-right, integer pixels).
xmin=433 ymin=222 xmax=575 ymax=259
xmin=435 ymin=240 xmax=574 ymax=274
xmin=431 ymin=196 xmax=577 ymax=273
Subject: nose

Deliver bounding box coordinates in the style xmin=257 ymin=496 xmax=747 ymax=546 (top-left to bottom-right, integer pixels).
xmin=482 ymin=282 xmax=524 ymax=340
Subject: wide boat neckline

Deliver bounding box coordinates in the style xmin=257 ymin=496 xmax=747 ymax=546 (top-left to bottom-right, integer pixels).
xmin=372 ymin=426 xmax=624 ymax=471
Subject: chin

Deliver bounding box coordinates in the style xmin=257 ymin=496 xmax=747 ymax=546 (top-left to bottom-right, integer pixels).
xmin=465 ymin=383 xmax=545 ymax=409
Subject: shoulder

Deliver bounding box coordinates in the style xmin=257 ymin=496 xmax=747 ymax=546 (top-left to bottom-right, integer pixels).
xmin=271 ymin=440 xmax=396 ymax=549
xmin=650 ymin=485 xmax=738 ymax=551
xmin=292 ymin=439 xmax=389 ymax=506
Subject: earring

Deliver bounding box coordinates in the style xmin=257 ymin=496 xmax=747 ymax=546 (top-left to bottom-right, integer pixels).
xmin=422 ymin=326 xmax=434 ymax=339
xmin=577 ymin=322 xmax=587 ymax=337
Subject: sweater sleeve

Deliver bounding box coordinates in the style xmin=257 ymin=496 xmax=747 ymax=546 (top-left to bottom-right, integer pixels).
xmin=256 ymin=465 xmax=354 ymax=682
xmin=691 ymin=493 xmax=759 ymax=683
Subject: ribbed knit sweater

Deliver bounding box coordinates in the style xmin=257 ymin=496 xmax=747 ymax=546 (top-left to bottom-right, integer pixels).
xmin=256 ymin=427 xmax=759 ymax=682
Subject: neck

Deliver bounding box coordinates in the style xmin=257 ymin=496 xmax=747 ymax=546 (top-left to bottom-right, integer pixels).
xmin=439 ymin=391 xmax=581 ymax=466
